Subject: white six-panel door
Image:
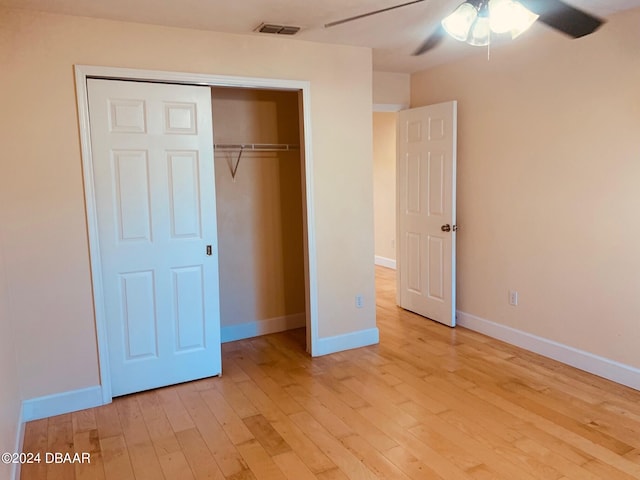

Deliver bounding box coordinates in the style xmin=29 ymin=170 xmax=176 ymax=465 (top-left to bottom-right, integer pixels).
xmin=87 ymin=78 xmax=221 ymax=396
xmin=397 ymin=101 xmax=457 ymax=327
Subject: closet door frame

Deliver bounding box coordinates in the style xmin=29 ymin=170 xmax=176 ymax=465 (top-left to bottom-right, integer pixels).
xmin=75 ymin=64 xmax=319 ymax=403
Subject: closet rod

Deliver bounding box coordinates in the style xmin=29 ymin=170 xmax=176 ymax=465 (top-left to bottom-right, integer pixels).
xmin=214 ymin=143 xmax=300 ymax=151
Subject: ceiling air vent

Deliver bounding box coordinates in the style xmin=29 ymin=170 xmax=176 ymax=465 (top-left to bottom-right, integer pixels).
xmin=255 ymin=23 xmax=301 ymax=35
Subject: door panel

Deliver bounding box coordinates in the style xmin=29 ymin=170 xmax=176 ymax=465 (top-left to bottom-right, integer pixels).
xmin=113 ymin=150 xmax=152 ymax=242
xmin=172 ymin=265 xmax=206 ymax=351
xmin=88 ymin=78 xmax=221 ymax=396
xmin=398 ymin=102 xmax=457 ymax=327
xmin=120 ymin=270 xmax=157 ymax=360
xmin=167 ymin=151 xmax=202 ymax=238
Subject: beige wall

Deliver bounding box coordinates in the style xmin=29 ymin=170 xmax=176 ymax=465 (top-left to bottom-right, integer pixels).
xmin=0 ymin=7 xmax=375 ymax=401
xmin=411 ymin=8 xmax=640 ymax=368
xmin=372 ymin=112 xmax=397 ymax=262
xmin=373 ymin=71 xmax=410 ymax=107
xmin=211 ymin=88 xmax=305 ymax=327
xmin=0 ymin=238 xmax=21 ymax=479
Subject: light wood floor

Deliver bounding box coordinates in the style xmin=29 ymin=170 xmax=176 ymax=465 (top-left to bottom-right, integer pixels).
xmin=21 ymin=266 xmax=640 ymax=480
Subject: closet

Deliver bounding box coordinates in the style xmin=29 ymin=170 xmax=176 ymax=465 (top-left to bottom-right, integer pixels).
xmin=211 ymin=87 xmax=307 ymax=345
xmin=81 ymin=70 xmax=312 ymax=398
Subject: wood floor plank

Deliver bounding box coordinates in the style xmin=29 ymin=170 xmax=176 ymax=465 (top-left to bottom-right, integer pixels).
xmin=272 ymin=451 xmax=317 ymax=480
xmin=289 ymin=411 xmax=379 ymax=480
xmin=233 ymin=356 xmax=304 ymax=416
xmin=236 ymin=380 xmax=336 ymax=474
xmin=214 ymin=376 xmax=261 ymax=419
xmin=340 ymin=434 xmax=412 ymax=480
xmin=243 ymin=414 xmax=292 ymax=457
xmin=116 ymin=392 xmax=163 ymax=479
xmin=469 ymin=384 xmax=640 ymax=478
xmin=136 ymin=392 xmax=182 ymax=457
xmin=126 ymin=442 xmax=165 ymax=480
xmin=176 ymin=384 xmax=248 ymax=477
xmin=99 ymin=435 xmax=135 ymax=480
xmin=46 ymin=414 xmax=75 ymax=480
xmin=285 ymin=370 xmax=398 ymax=453
xmin=72 ymin=409 xmax=98 ymax=434
xmin=115 ymin=396 xmax=152 ymax=448
xmin=20 ymin=419 xmax=48 ymax=480
xmin=236 ymin=439 xmax=288 ymax=480
xmin=158 ymin=451 xmax=196 ymax=480
xmin=200 ymin=388 xmax=255 ymax=445
xmin=383 ymin=445 xmax=445 ymax=480
xmin=94 ymin=403 xmax=123 ymax=440
xmin=156 ymin=386 xmax=197 ymax=434
xmin=175 ymin=427 xmax=226 ymax=480
xmin=73 ymin=428 xmax=106 ymax=480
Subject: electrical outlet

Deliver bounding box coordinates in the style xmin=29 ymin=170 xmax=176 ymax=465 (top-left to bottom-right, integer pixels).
xmin=355 ymin=294 xmax=364 ymax=309
xmin=509 ymin=290 xmax=519 ymax=306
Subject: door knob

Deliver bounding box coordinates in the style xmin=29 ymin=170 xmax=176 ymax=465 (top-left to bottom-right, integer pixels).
xmin=441 ymin=224 xmax=451 ymax=232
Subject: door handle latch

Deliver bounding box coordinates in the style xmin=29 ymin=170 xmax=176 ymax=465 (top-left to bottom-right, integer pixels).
xmin=206 ymin=245 xmax=212 ymax=256
xmin=441 ymin=224 xmax=451 ymax=232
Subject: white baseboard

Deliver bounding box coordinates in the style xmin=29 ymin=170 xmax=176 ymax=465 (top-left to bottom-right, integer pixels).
xmin=21 ymin=385 xmax=104 ymax=422
xmin=12 ymin=404 xmax=25 ymax=480
xmin=313 ymin=327 xmax=380 ymax=357
xmin=457 ymin=311 xmax=640 ymax=391
xmin=374 ymin=255 xmax=396 ymax=270
xmin=221 ymin=313 xmax=306 ymax=343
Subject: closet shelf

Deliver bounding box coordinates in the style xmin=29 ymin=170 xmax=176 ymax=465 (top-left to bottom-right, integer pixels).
xmin=214 ymin=143 xmax=299 ymax=151
xmin=215 ymin=143 xmax=300 ymax=181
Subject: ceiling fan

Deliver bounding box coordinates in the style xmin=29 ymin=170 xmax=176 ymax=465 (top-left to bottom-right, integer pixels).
xmin=325 ymin=0 xmax=605 ymax=55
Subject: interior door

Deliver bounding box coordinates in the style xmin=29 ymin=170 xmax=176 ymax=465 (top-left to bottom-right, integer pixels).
xmin=88 ymin=78 xmax=221 ymax=396
xmin=397 ymin=101 xmax=457 ymax=327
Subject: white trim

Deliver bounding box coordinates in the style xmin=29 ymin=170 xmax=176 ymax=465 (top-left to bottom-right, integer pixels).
xmin=374 ymin=255 xmax=396 ymax=270
xmin=221 ymin=314 xmax=306 ymax=343
xmin=74 ymin=67 xmax=112 ymax=403
xmin=314 ymin=328 xmax=380 ymax=357
xmin=373 ymin=103 xmax=407 ymax=112
xmin=21 ymin=386 xmax=104 ymax=422
xmin=300 ymin=85 xmax=320 ymax=357
xmin=457 ymin=311 xmax=640 ymax=391
xmin=12 ymin=405 xmax=25 ymax=480
xmin=74 ymin=65 xmax=318 ymax=399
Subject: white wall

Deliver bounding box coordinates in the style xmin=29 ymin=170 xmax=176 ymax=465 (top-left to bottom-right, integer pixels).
xmin=0 ymin=7 xmax=377 ymax=407
xmin=411 ymin=8 xmax=640 ymax=372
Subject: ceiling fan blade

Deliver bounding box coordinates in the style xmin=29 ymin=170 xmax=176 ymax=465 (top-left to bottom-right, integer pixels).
xmin=413 ymin=25 xmax=445 ymax=55
xmin=519 ymin=0 xmax=605 ymax=38
xmin=325 ymin=0 xmax=425 ymax=28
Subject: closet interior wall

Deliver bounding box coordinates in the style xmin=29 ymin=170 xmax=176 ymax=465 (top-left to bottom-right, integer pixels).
xmin=211 ymin=87 xmax=306 ymax=342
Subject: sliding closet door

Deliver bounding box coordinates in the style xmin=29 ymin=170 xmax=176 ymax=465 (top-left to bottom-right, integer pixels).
xmin=87 ymin=78 xmax=221 ymax=396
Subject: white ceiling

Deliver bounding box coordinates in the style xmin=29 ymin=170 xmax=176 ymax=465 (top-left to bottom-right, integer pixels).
xmin=3 ymin=0 xmax=640 ymax=72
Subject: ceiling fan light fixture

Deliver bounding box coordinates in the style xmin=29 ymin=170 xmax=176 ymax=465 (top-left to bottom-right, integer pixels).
xmin=467 ymin=15 xmax=491 ymax=46
xmin=442 ymin=0 xmax=539 ymax=46
xmin=489 ymin=0 xmax=538 ymax=37
xmin=488 ymin=0 xmax=514 ymax=33
xmin=441 ymin=2 xmax=478 ymax=42
xmin=507 ymin=2 xmax=539 ymax=38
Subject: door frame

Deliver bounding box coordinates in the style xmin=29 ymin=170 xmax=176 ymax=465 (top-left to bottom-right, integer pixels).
xmin=75 ymin=65 xmax=319 ymax=403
